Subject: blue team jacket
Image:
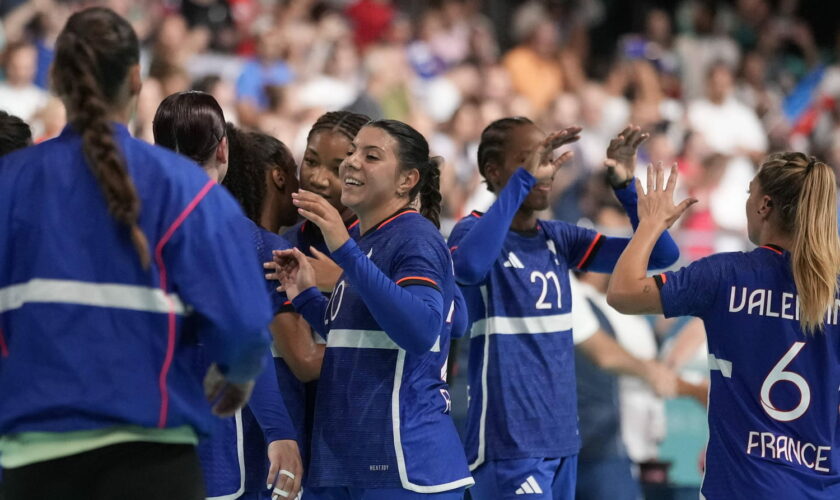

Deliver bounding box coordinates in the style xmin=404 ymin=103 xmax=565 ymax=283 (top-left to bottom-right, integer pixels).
xmin=0 ymin=124 xmax=273 ymax=438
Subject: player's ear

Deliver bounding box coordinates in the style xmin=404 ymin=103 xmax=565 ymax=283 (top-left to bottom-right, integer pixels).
xmin=759 ymin=195 xmax=773 ymax=219
xmin=484 ymin=162 xmax=501 ymax=192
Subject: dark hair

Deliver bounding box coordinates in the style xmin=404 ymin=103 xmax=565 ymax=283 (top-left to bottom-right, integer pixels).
xmin=0 ymin=111 xmax=32 ymax=155
xmin=365 ymin=119 xmax=442 ymax=228
xmin=223 ymin=124 xmax=296 ymax=223
xmin=51 ymin=7 xmax=149 ymax=268
xmin=306 ymin=110 xmax=370 ymax=144
xmin=153 ymin=91 xmax=226 ymax=165
xmin=477 ymin=116 xmax=534 ymax=192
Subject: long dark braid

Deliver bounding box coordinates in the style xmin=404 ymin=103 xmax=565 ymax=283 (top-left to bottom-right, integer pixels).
xmin=52 ymin=7 xmax=149 ymax=267
xmin=365 ymin=119 xmax=442 ymax=229
xmin=306 ymin=110 xmax=370 ymax=144
xmin=476 ymin=116 xmax=534 ymax=192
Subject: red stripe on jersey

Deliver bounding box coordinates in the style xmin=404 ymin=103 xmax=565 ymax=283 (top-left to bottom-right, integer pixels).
xmin=659 ymin=273 xmax=668 ymax=284
xmin=377 ymin=209 xmax=418 ymax=231
xmin=761 ymin=245 xmax=783 ymax=255
xmin=0 ymin=328 xmax=8 ymax=357
xmin=283 ymin=300 xmax=292 ymax=306
xmin=347 ymin=219 xmax=360 ymax=231
xmin=154 ymin=178 xmax=215 ymax=428
xmin=470 ymin=211 xmax=482 ymax=218
xmin=396 ymin=276 xmax=439 ymax=287
xmin=450 ymin=245 xmax=459 ymax=253
xmin=576 ymin=233 xmax=604 ymax=269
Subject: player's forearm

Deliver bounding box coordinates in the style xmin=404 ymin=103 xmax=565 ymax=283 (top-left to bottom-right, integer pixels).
xmin=607 ymin=220 xmax=664 ymax=314
xmin=248 ymin=351 xmax=297 ymax=442
xmin=270 ymin=312 xmax=324 ymax=382
xmin=452 ymin=168 xmax=535 ymax=285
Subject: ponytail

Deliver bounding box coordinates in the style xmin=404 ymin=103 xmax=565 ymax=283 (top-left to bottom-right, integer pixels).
xmin=419 ymin=156 xmax=442 ymax=229
xmin=757 ymin=153 xmax=840 ymax=333
xmin=53 ymin=8 xmax=148 ymax=268
xmin=791 ymin=160 xmax=840 ymax=333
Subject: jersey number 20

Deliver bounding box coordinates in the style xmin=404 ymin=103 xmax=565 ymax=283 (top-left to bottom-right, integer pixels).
xmin=760 ymin=342 xmax=810 ymax=422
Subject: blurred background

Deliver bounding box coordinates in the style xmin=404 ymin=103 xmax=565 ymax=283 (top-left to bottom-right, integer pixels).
xmin=3 ymin=0 xmax=840 ymax=498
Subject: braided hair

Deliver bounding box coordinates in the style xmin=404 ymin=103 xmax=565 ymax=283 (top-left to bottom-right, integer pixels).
xmin=476 ymin=116 xmax=534 ymax=192
xmin=306 ymin=110 xmax=370 ymax=144
xmin=365 ymin=119 xmax=442 ymax=228
xmin=51 ymin=7 xmax=149 ymax=268
xmin=223 ymin=125 xmax=296 ymax=224
xmin=0 ymin=111 xmax=32 ymax=156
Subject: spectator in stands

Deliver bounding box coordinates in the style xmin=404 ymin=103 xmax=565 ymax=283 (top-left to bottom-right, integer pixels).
xmin=0 ymin=42 xmax=48 ymax=124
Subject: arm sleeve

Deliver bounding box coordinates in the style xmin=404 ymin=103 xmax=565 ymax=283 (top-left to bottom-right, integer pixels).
xmin=163 ymin=186 xmax=272 ymax=384
xmin=258 ymin=231 xmax=293 ymax=315
xmin=291 ymin=287 xmax=330 ymax=338
xmin=246 ymin=350 xmax=296 ymax=442
xmin=449 ymin=167 xmax=536 ymax=285
xmin=450 ymin=286 xmax=469 ymax=339
xmin=655 ymin=255 xmax=724 ymax=318
xmin=330 ymin=238 xmax=445 ymax=354
xmin=611 ymin=181 xmax=680 ymax=269
xmin=552 ymin=183 xmax=680 ymax=274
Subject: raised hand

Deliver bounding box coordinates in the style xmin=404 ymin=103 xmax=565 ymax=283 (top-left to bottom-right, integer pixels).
xmin=637 ymin=163 xmax=697 ymax=230
xmin=292 ymin=190 xmax=350 ymax=252
xmin=604 ymin=125 xmax=649 ymax=188
xmin=524 ymin=126 xmax=582 ymax=183
xmin=269 ymin=248 xmax=317 ymax=300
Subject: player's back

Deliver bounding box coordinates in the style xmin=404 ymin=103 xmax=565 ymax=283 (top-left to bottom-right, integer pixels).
xmin=659 ymin=246 xmax=840 ymax=499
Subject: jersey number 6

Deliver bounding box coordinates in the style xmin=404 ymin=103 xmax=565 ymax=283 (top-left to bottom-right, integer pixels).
xmin=760 ymin=342 xmax=810 ymax=422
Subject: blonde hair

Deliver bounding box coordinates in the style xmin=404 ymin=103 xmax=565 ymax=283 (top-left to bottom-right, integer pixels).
xmin=757 ymin=152 xmax=840 ymax=333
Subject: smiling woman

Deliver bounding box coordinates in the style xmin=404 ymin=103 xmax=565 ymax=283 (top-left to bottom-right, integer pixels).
xmin=267 ymin=119 xmax=473 ymax=499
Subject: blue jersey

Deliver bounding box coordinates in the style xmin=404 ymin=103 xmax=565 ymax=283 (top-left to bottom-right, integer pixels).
xmin=308 ymin=209 xmax=473 ymax=492
xmin=657 ymin=246 xmax=840 ymax=499
xmin=280 ymin=217 xmax=360 ymax=471
xmin=0 ymin=124 xmax=271 ymax=439
xmin=448 ymin=212 xmax=601 ymax=468
xmin=199 ymin=218 xmax=296 ymax=498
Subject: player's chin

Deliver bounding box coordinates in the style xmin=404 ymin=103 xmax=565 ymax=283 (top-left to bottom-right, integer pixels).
xmin=524 ymin=191 xmax=551 ymax=211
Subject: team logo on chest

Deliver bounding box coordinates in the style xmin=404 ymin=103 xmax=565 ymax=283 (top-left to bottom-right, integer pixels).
xmin=503 ymin=252 xmax=525 ymax=269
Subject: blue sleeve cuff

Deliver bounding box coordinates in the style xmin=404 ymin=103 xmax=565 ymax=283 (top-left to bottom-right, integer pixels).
xmin=513 ymin=167 xmax=538 ymax=189
xmin=329 ymin=238 xmax=359 ymax=267
xmin=613 ymin=178 xmax=638 ymax=204
xmin=291 ymin=286 xmax=323 ymax=311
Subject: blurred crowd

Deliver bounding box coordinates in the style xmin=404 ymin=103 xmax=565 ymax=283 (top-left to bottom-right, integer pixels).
xmin=2 ymin=0 xmax=840 ymax=255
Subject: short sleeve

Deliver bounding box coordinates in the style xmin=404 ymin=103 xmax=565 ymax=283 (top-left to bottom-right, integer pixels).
xmin=569 ymin=274 xmax=599 ymax=345
xmin=257 ymin=229 xmax=293 ymax=315
xmin=655 ymin=254 xmax=726 ymax=318
xmin=543 ymin=221 xmax=603 ymax=270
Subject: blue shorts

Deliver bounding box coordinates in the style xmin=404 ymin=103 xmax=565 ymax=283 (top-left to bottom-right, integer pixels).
xmin=303 ymin=487 xmax=465 ymax=500
xmin=470 ymin=456 xmax=577 ymax=500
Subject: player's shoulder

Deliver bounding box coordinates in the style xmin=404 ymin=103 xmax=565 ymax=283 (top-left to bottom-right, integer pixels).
xmin=449 ymin=210 xmax=483 ymax=236
xmin=281 ymin=220 xmax=306 ymax=247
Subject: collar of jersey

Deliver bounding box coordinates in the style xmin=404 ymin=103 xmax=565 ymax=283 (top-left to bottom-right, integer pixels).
xmin=761 ymin=243 xmax=786 ymax=255
xmin=361 ymin=207 xmax=418 ymax=238
xmin=59 ymin=122 xmax=131 ymax=140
